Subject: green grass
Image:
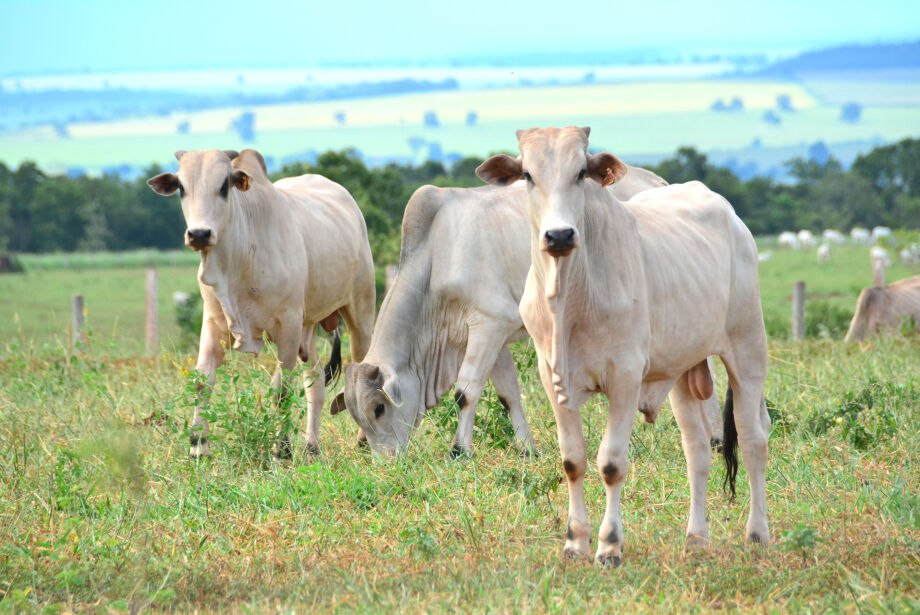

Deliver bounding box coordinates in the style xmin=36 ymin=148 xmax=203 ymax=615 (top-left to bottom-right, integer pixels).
xmin=2 ymin=247 xmax=920 ymax=612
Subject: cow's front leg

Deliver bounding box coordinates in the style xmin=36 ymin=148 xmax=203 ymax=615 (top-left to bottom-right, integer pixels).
xmin=450 ymin=325 xmax=504 ymax=458
xmin=489 ymin=345 xmax=537 ymax=457
xmin=272 ymin=321 xmax=302 ymax=460
xmin=190 ymin=317 xmax=226 ymax=458
xmin=595 ymin=366 xmax=643 ymax=566
xmin=300 ymin=327 xmax=324 ymax=455
xmin=539 ymin=360 xmax=591 ymax=560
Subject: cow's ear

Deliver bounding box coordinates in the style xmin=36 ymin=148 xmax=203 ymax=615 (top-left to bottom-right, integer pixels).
xmin=147 ymin=172 xmax=180 ymax=196
xmin=223 ymin=150 xmax=240 ymax=161
xmin=330 ymin=391 xmax=347 ymax=415
xmin=587 ymin=152 xmax=628 ymax=187
xmin=579 ymin=126 xmax=591 ymax=138
xmin=174 ymin=150 xmax=188 ymax=161
xmin=231 ymin=169 xmax=251 ymax=192
xmin=476 ymin=154 xmax=524 ymax=186
xmin=380 ymin=369 xmax=402 ymax=407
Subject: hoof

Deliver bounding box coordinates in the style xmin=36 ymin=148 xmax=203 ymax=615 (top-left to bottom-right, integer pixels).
xmin=303 ymin=441 xmax=320 ymax=457
xmin=356 ymin=437 xmax=369 ymax=449
xmin=562 ymin=547 xmax=591 ymax=562
xmin=520 ymin=445 xmax=540 ymax=461
xmin=747 ymin=531 xmax=769 ymax=545
xmin=450 ymin=444 xmax=471 ymax=460
xmin=686 ymin=534 xmax=709 ymax=549
xmin=274 ymin=438 xmax=294 ymax=461
xmin=189 ymin=436 xmax=211 ymax=458
xmin=595 ymin=553 xmax=622 ymax=568
xmin=710 ymin=438 xmax=723 ymax=453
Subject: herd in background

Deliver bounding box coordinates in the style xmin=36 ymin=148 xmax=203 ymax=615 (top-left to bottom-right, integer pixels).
xmin=771 ymin=225 xmax=920 ymax=270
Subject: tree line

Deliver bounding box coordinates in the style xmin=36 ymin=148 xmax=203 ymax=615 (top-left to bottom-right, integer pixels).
xmin=1 ymin=138 xmax=918 ymax=265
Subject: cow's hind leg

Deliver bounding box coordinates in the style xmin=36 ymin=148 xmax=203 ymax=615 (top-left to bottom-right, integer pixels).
xmin=720 ymin=346 xmax=770 ymax=545
xmin=488 ymin=345 xmax=537 ymax=457
xmin=299 ymin=327 xmax=324 ymax=455
xmin=190 ymin=316 xmax=227 ymax=458
xmin=670 ymin=372 xmax=713 ymax=546
xmin=340 ymin=290 xmax=375 ymax=447
xmin=450 ymin=325 xmax=505 ymax=457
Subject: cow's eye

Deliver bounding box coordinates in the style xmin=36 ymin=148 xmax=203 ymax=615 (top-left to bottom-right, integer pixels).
xmin=219 ymin=177 xmax=229 ymax=199
xmin=523 ymin=171 xmax=533 ymax=183
xmin=374 ymin=404 xmax=385 ymax=419
xmin=178 ymin=182 xmax=186 ymax=198
xmin=577 ymin=169 xmax=586 ymax=182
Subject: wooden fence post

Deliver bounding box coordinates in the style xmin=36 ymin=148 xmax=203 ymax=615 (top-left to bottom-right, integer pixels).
xmin=792 ymin=280 xmax=805 ymax=340
xmin=72 ymin=294 xmax=85 ymax=351
xmin=873 ymin=260 xmax=885 ymax=288
xmin=146 ymin=268 xmax=158 ymax=354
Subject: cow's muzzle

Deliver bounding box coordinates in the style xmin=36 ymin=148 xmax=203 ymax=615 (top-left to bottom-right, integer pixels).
xmin=186 ymin=227 xmax=213 ymax=250
xmin=543 ymin=228 xmax=577 ymax=257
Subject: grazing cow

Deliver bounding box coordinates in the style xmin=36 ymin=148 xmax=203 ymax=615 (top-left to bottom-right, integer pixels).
xmin=900 ymin=248 xmax=918 ymax=267
xmin=777 ymin=231 xmax=798 ymax=249
xmin=758 ymin=250 xmax=773 ymax=262
xmin=845 ymin=276 xmax=920 ymax=342
xmin=851 ymin=227 xmax=871 ymax=245
xmin=822 ymin=229 xmax=846 ymax=244
xmin=147 ymin=149 xmax=375 ymax=457
xmin=477 ymin=127 xmax=769 ymax=565
xmin=797 ymin=230 xmax=817 ymax=248
xmin=872 ymin=226 xmax=892 ymax=244
xmin=817 ymin=243 xmax=831 ymax=264
xmin=332 ymin=165 xmax=724 ymax=456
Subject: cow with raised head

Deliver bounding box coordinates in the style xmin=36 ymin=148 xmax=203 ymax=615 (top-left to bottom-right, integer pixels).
xmin=330 ymin=164 xmax=724 ymax=458
xmin=477 ymin=127 xmax=769 ymax=565
xmin=147 ymin=149 xmax=375 ymax=457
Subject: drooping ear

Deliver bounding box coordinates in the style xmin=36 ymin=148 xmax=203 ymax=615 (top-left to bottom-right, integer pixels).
xmin=380 ymin=368 xmax=402 ymax=407
xmin=587 ymin=152 xmax=628 ymax=187
xmin=231 ymin=169 xmax=251 ymax=192
xmin=579 ymin=126 xmax=591 ymax=138
xmin=330 ymin=391 xmax=347 ymax=415
xmin=476 ymin=154 xmax=524 ymax=186
xmin=147 ymin=172 xmax=180 ymax=196
xmin=174 ymin=150 xmax=188 ymax=161
xmin=223 ymin=150 xmax=240 ymax=160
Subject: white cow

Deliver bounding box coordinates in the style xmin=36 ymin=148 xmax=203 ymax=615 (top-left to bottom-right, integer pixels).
xmin=477 ymin=127 xmax=769 ymax=565
xmin=899 ymin=248 xmax=917 ymax=267
xmin=777 ymin=231 xmax=798 ymax=249
xmin=822 ymin=229 xmax=846 ymax=244
xmin=332 ymin=165 xmax=724 ymax=456
xmin=147 ymin=149 xmax=376 ymax=457
xmin=845 ymin=276 xmax=920 ymax=342
xmin=797 ymin=230 xmax=817 ymax=248
xmin=851 ymin=227 xmax=871 ymax=245
xmin=872 ymin=226 xmax=892 ymax=244
xmin=817 ymin=243 xmax=831 ymax=264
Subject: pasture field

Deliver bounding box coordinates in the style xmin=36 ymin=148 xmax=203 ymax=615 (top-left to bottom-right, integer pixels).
xmin=3 ymin=77 xmax=919 ymax=174
xmin=1 ymin=324 xmax=919 ymax=612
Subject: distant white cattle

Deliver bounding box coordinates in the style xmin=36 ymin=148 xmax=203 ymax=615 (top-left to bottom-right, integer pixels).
xmin=777 ymin=231 xmax=798 ymax=249
xmin=147 ymin=149 xmax=376 ymax=458
xmin=851 ymin=227 xmax=871 ymax=245
xmin=872 ymin=226 xmax=892 ymax=244
xmin=758 ymin=250 xmax=773 ymax=262
xmin=797 ymin=230 xmax=817 ymax=248
xmin=477 ymin=126 xmax=769 ymax=565
xmin=899 ymin=248 xmax=917 ymax=267
xmin=817 ymin=243 xmax=831 ymax=264
xmin=822 ymin=229 xmax=846 ymax=244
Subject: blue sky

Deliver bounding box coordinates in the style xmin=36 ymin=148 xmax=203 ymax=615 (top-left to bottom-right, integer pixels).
xmin=2 ymin=0 xmax=918 ymax=75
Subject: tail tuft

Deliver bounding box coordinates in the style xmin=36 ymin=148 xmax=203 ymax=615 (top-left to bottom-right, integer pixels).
xmin=721 ymin=384 xmax=739 ymax=500
xmin=323 ymin=329 xmax=342 ymax=386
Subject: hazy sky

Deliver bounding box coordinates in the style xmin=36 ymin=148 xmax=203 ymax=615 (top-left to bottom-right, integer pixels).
xmin=3 ymin=0 xmax=918 ymax=75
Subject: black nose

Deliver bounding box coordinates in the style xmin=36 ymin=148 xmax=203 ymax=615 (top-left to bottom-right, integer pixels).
xmin=187 ymin=228 xmax=211 ymax=247
xmin=545 ymin=228 xmax=575 ymax=253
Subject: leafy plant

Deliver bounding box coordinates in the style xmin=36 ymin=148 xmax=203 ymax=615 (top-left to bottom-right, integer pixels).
xmin=808 ymin=378 xmax=909 ymax=450
xmin=781 ymin=523 xmax=821 ymax=564
xmin=804 ymin=300 xmax=853 ymax=339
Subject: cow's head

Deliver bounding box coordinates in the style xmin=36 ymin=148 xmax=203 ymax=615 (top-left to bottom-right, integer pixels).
xmin=146 ymin=149 xmax=249 ymax=251
xmin=476 ymin=126 xmax=627 ymax=257
xmin=330 ymin=362 xmax=421 ymax=457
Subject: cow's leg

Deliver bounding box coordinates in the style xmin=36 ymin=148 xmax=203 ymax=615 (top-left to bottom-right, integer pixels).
xmin=340 ymin=290 xmax=375 ymax=446
xmin=594 ymin=366 xmax=643 ymax=566
xmin=670 ymin=372 xmax=712 ymax=546
xmin=704 ymin=357 xmax=724 ymax=447
xmin=271 ymin=318 xmax=302 ymax=460
xmin=721 ymin=344 xmax=770 ymax=545
xmin=488 ymin=345 xmax=537 ymax=457
xmin=299 ymin=326 xmax=324 ymax=455
xmin=539 ymin=358 xmax=591 ymax=560
xmin=450 ymin=325 xmax=505 ymax=457
xmin=190 ymin=316 xmax=226 ymax=458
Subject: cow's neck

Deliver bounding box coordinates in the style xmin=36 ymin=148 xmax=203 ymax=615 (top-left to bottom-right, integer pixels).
xmin=365 ymin=256 xmax=461 ymax=412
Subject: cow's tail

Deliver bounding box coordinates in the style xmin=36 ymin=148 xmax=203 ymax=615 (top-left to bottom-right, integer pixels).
xmin=323 ymin=328 xmax=342 ymax=386
xmin=721 ymin=384 xmax=739 ymax=500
